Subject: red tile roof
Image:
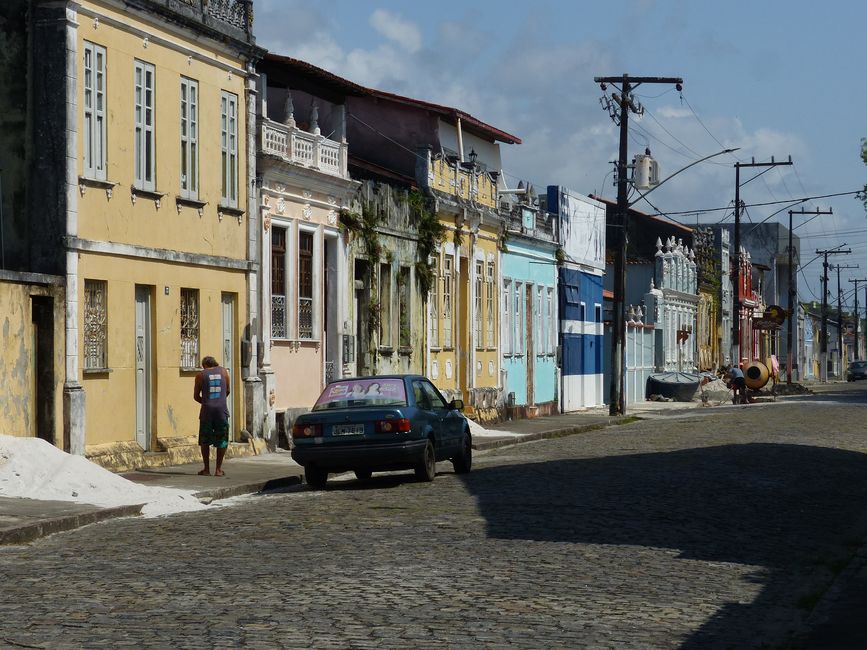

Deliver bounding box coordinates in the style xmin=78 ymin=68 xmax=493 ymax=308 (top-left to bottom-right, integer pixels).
xmin=263 ymin=52 xmax=521 ymax=145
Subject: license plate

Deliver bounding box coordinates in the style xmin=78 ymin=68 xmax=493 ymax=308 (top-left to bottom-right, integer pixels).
xmin=332 ymin=423 xmax=364 ymax=436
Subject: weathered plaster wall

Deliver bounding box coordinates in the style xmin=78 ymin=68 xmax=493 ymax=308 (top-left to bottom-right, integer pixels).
xmin=28 ymin=2 xmax=69 ymax=275
xmin=0 ymin=276 xmax=64 ymax=440
xmin=344 ymin=181 xmax=427 ymax=381
xmin=0 ymin=1 xmax=29 ymax=270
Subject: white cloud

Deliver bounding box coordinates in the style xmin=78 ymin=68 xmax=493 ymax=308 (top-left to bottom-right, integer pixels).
xmin=369 ymin=9 xmax=422 ymax=53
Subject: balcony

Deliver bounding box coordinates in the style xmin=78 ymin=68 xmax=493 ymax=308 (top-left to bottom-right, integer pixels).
xmin=142 ymin=0 xmax=253 ymax=42
xmin=426 ymin=154 xmax=498 ymax=209
xmin=260 ymin=119 xmax=349 ymax=180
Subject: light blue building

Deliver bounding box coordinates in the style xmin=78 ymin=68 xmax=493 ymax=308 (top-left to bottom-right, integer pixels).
xmin=499 ymin=192 xmax=559 ymax=417
xmin=547 ymin=187 xmax=606 ymax=410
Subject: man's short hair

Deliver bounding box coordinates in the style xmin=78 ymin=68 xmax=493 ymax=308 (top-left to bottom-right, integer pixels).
xmin=201 ymin=356 xmax=218 ymax=368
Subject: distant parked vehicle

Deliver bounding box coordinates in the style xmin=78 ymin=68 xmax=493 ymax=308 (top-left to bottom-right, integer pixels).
xmin=290 ymin=375 xmax=471 ymax=488
xmin=847 ymin=360 xmax=867 ymax=382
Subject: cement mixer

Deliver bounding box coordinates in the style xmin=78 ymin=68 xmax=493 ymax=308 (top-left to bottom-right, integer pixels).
xmin=744 ymin=360 xmax=771 ymax=390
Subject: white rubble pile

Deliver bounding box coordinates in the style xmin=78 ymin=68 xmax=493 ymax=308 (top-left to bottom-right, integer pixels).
xmin=0 ymin=435 xmax=209 ymax=518
xmin=466 ymin=418 xmax=522 ymax=438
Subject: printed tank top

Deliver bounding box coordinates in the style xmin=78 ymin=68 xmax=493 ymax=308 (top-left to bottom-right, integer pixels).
xmin=199 ymin=367 xmax=229 ymax=422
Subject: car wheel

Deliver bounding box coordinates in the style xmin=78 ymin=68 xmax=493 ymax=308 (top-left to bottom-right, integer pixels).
xmin=354 ymin=469 xmax=372 ymax=481
xmin=452 ymin=432 xmax=472 ymax=474
xmin=415 ymin=440 xmax=436 ymax=482
xmin=305 ymin=466 xmax=328 ymax=489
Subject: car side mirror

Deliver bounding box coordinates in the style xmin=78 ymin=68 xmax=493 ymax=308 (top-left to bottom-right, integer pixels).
xmin=449 ymin=399 xmax=464 ymax=412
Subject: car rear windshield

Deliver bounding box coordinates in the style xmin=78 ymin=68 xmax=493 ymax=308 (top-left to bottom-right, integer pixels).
xmin=312 ymin=378 xmax=408 ymax=410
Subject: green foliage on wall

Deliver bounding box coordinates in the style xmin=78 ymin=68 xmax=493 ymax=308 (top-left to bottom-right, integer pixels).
xmin=409 ymin=190 xmax=445 ymax=295
xmin=339 ymin=203 xmax=383 ymax=267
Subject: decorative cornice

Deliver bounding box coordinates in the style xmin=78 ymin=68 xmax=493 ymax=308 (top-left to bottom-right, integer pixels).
xmin=64 ymin=237 xmax=255 ymax=271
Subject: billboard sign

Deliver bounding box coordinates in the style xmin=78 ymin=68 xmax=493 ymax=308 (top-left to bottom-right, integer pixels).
xmin=548 ymin=186 xmax=606 ymax=272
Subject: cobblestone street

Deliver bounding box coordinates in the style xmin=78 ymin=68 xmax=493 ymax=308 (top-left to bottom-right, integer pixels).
xmin=3 ymin=388 xmax=867 ymax=648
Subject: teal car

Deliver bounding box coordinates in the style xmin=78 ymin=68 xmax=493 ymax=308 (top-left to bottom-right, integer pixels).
xmin=291 ymin=375 xmax=472 ymax=488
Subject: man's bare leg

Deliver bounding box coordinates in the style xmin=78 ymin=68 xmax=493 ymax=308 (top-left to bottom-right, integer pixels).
xmin=214 ymin=447 xmax=227 ymax=477
xmin=199 ymin=445 xmax=211 ymax=475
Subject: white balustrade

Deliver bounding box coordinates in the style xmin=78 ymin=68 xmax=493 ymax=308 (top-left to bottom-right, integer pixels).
xmin=260 ymin=119 xmax=348 ymax=179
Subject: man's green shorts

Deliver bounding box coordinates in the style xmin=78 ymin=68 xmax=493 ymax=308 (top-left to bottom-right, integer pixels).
xmin=198 ymin=420 xmax=229 ymax=449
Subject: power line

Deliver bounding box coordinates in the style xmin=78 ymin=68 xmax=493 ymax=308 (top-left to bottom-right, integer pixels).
xmin=648 ymin=190 xmax=860 ymax=217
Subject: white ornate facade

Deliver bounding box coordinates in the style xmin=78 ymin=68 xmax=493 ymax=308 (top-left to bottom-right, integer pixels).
xmin=643 ymin=237 xmax=700 ymax=372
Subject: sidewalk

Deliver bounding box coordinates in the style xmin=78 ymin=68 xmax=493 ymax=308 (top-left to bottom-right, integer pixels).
xmin=0 ymin=400 xmax=703 ymax=546
xmin=0 ymin=453 xmax=303 ymax=545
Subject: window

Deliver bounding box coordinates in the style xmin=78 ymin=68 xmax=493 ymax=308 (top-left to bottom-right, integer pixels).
xmin=429 ymin=256 xmax=440 ymax=348
xmin=502 ymin=279 xmax=512 ymax=355
xmin=398 ymin=266 xmax=411 ymax=348
xmin=379 ymin=263 xmax=392 ymax=347
xmin=298 ymin=231 xmax=313 ymax=338
xmin=421 ymin=381 xmax=446 ymax=410
xmin=486 ymin=261 xmax=495 ymax=347
xmin=83 ymin=280 xmax=107 ymax=369
xmin=180 ymin=78 xmax=198 ymax=199
xmin=443 ymin=254 xmax=453 ymax=348
xmin=536 ymin=286 xmax=544 ymax=355
xmin=475 ymin=260 xmax=484 ymax=347
xmin=180 ymin=288 xmax=200 ymax=368
xmin=514 ymin=282 xmax=523 ymax=355
xmin=547 ymin=288 xmax=555 ymax=354
xmin=133 ymin=60 xmax=155 ymax=190
xmin=271 ymin=227 xmax=287 ymax=338
xmin=83 ymin=42 xmax=106 ymax=180
xmin=595 ymin=304 xmax=602 ymax=323
xmin=220 ymin=91 xmax=238 ymax=206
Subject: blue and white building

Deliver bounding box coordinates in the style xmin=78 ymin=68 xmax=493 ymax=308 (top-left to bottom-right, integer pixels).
xmin=547 ymin=187 xmax=606 ymax=410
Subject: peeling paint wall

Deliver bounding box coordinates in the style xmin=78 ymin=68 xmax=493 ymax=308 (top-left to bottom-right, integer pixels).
xmin=344 ymin=181 xmax=427 ymax=380
xmin=0 ymin=276 xmax=64 ymax=441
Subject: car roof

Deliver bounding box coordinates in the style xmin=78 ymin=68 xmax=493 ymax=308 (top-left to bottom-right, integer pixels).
xmin=324 ymin=374 xmax=427 ymax=384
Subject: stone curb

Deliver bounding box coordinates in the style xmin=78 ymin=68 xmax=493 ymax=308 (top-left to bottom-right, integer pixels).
xmin=473 ymin=417 xmax=630 ymax=451
xmin=194 ymin=475 xmax=303 ymax=503
xmin=0 ymin=503 xmax=145 ymax=546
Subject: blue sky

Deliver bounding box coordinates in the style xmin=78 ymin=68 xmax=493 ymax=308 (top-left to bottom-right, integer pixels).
xmin=254 ymin=0 xmax=867 ymax=305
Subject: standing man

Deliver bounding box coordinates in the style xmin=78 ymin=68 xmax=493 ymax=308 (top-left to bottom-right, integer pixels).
xmin=194 ymin=356 xmax=230 ymax=476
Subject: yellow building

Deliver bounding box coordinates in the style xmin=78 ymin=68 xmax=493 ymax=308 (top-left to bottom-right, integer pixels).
xmin=423 ymin=151 xmax=503 ymax=420
xmin=10 ymin=0 xmax=263 ymax=469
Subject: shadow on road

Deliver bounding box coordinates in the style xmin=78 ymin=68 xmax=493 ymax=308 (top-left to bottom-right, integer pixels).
xmin=459 ymin=442 xmax=867 ymax=647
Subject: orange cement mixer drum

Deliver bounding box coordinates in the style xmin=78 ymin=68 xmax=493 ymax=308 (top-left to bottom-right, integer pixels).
xmin=744 ymin=361 xmax=770 ymax=390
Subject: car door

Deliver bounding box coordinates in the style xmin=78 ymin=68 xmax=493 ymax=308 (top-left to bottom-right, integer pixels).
xmin=411 ymin=379 xmax=441 ymax=442
xmin=421 ymin=381 xmax=460 ymax=456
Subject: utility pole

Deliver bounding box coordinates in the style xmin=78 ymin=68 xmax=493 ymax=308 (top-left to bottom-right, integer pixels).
xmin=594 ymin=74 xmax=682 ymax=416
xmin=786 ymin=207 xmax=832 ymax=384
xmin=834 ymin=263 xmax=859 ymax=376
xmin=731 ymin=158 xmax=792 ymax=369
xmin=849 ymin=278 xmax=867 ymax=360
xmin=817 ymin=246 xmax=851 ymax=382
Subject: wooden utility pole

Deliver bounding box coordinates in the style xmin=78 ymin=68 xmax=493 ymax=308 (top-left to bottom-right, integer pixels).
xmin=849 ymin=278 xmax=867 ymax=360
xmin=817 ymin=246 xmax=851 ymax=382
xmin=834 ymin=263 xmax=859 ymax=376
xmin=731 ymin=158 xmax=792 ymax=369
xmin=786 ymin=207 xmax=831 ymax=384
xmin=593 ymin=74 xmax=682 ymax=416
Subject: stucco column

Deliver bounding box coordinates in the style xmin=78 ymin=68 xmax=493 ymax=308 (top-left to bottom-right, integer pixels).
xmin=259 ymin=202 xmax=276 ymax=446
xmin=243 ymin=63 xmax=265 ymax=441
xmin=61 ymin=4 xmax=85 ymax=455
